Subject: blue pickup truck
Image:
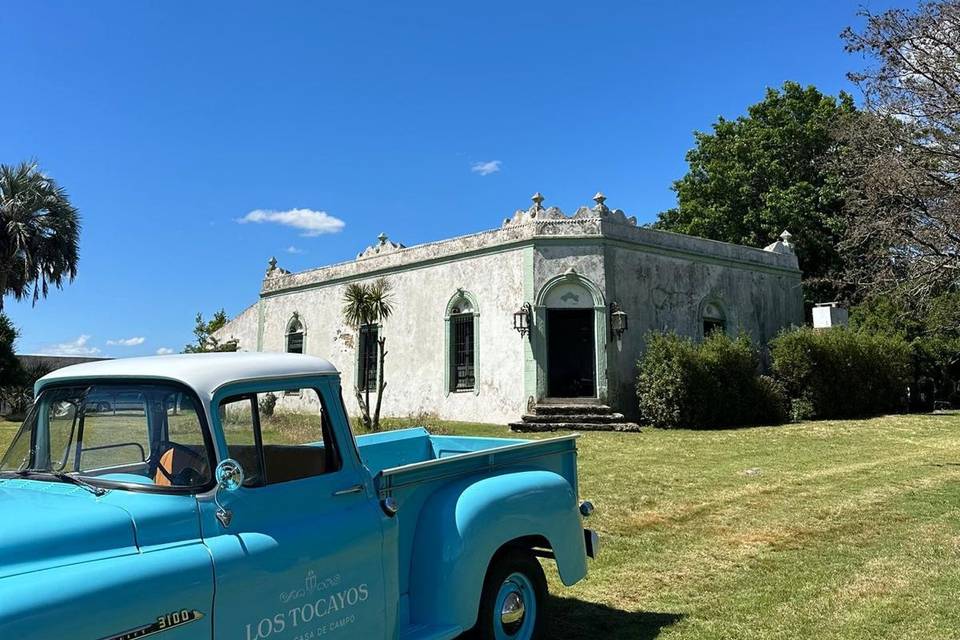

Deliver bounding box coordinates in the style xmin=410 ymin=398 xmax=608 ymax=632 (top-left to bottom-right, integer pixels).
xmin=0 ymin=353 xmax=597 ymax=640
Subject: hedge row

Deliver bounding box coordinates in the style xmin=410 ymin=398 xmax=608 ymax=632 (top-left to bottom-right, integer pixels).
xmin=636 ymin=332 xmax=788 ymax=429
xmin=770 ymin=327 xmax=911 ymax=420
xmin=636 ymin=327 xmax=911 ymax=429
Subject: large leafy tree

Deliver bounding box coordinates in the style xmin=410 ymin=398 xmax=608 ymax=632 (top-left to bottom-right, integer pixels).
xmin=0 ymin=162 xmax=80 ymax=309
xmin=837 ymin=1 xmax=960 ymax=306
xmin=341 ymin=278 xmax=394 ymax=432
xmin=851 ymin=291 xmax=960 ymax=408
xmin=655 ymin=82 xmax=857 ymax=303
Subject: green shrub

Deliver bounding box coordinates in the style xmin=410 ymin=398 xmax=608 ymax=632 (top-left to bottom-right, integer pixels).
xmin=637 ymin=332 xmax=788 ymax=429
xmin=259 ymin=392 xmax=278 ymax=418
xmin=770 ymin=327 xmax=911 ymax=419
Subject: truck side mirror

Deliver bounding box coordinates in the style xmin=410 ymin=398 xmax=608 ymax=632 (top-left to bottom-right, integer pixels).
xmin=214 ymin=458 xmax=245 ymax=527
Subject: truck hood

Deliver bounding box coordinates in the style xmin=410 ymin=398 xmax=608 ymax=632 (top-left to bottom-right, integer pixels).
xmin=0 ymin=479 xmax=138 ymax=579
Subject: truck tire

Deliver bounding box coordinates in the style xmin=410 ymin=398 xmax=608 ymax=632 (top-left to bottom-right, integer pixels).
xmin=472 ymin=549 xmax=548 ymax=640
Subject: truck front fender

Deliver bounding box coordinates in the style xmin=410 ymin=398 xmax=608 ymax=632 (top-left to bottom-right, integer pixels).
xmin=407 ymin=469 xmax=587 ymax=630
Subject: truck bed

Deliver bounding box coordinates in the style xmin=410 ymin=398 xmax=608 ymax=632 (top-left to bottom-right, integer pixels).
xmin=356 ymin=427 xmax=579 ymax=494
xmin=355 ymin=427 xmax=581 ymax=633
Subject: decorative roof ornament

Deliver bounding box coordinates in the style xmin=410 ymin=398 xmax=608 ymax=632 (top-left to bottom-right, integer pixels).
xmin=572 ymin=191 xmax=638 ymax=226
xmin=502 ymin=192 xmax=565 ymax=227
xmin=531 ymin=192 xmax=545 ymax=212
xmin=592 ymin=192 xmax=609 ymax=213
xmin=358 ymin=232 xmax=406 ymax=259
xmin=501 ymin=191 xmax=638 ymax=228
xmin=265 ymin=256 xmax=290 ymax=278
xmin=764 ymin=229 xmax=796 ymax=255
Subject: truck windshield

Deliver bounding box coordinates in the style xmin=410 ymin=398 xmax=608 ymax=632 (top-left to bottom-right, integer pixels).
xmin=0 ymin=382 xmax=213 ymax=491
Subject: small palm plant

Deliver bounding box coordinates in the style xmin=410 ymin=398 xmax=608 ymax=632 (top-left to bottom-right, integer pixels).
xmin=341 ymin=278 xmax=394 ymax=431
xmin=0 ymin=161 xmax=81 ymax=309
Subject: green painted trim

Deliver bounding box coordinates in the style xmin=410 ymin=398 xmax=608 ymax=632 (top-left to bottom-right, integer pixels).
xmin=444 ymin=288 xmax=480 ymax=317
xmin=698 ymin=295 xmax=737 ymax=340
xmin=259 ymin=234 xmax=800 ymax=300
xmin=473 ymin=315 xmax=481 ymax=397
xmin=522 ymin=246 xmax=536 ymax=405
xmin=443 ymin=316 xmax=451 ymax=397
xmin=444 ymin=289 xmax=481 ymax=396
xmin=285 ymin=312 xmax=307 ymax=354
xmin=256 ymin=300 xmax=265 ymax=352
xmin=532 ymin=272 xmax=608 ymax=400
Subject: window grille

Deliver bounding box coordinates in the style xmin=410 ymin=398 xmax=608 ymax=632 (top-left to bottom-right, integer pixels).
xmin=450 ymin=313 xmax=475 ymax=391
xmin=287 ymin=318 xmax=304 ymax=354
xmin=359 ymin=325 xmax=379 ymax=392
xmin=287 ymin=331 xmax=304 ymax=354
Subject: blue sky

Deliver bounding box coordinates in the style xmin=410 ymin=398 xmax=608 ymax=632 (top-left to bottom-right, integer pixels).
xmin=1 ymin=0 xmax=908 ymax=357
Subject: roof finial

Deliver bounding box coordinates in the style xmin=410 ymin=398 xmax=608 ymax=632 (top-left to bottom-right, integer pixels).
xmin=377 ymin=232 xmax=388 ymax=245
xmin=267 ymin=256 xmax=278 ymax=272
xmin=593 ymin=191 xmax=608 ymax=212
xmin=531 ymin=192 xmax=544 ymax=211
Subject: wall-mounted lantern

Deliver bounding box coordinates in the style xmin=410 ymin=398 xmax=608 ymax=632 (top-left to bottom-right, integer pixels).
xmin=513 ymin=302 xmax=532 ymax=337
xmin=610 ymin=302 xmax=628 ymax=338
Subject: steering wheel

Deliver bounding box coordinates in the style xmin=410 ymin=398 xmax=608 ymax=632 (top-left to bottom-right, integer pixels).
xmin=151 ymin=441 xmax=207 ymax=487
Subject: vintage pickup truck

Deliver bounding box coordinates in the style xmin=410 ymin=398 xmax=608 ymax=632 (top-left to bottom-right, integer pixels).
xmin=0 ymin=353 xmax=597 ymax=640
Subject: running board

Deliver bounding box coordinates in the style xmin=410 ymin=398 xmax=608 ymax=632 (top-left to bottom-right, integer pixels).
xmin=399 ymin=623 xmax=464 ymax=640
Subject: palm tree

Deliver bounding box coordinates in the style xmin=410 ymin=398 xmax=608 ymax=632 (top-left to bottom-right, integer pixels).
xmin=341 ymin=278 xmax=394 ymax=431
xmin=0 ymin=161 xmax=80 ymax=309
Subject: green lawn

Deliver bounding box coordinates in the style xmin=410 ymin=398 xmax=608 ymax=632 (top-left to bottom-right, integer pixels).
xmin=3 ymin=413 xmax=960 ymax=639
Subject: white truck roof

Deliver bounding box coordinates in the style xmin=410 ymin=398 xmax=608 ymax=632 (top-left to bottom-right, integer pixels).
xmin=36 ymin=352 xmax=339 ymax=398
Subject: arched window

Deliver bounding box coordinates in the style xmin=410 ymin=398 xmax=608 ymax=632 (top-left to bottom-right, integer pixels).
xmin=286 ymin=314 xmax=305 ymax=354
xmin=445 ymin=290 xmax=480 ymax=394
xmin=702 ymin=302 xmax=726 ymax=337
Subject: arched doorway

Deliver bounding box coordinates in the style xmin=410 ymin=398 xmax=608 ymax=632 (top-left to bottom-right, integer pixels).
xmin=535 ymin=271 xmax=606 ymax=399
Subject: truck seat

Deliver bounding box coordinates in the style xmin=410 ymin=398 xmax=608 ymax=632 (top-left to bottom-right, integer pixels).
xmin=153 ymin=445 xmax=207 ymax=487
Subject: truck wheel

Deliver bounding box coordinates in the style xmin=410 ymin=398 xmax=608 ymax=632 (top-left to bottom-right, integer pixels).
xmin=473 ymin=549 xmax=547 ymax=640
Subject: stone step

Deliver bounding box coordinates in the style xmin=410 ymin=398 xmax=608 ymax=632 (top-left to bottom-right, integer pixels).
xmin=520 ymin=413 xmax=627 ymax=424
xmin=537 ymin=396 xmax=604 ymax=405
xmin=531 ymin=404 xmax=614 ymax=416
xmin=509 ymin=421 xmax=642 ymax=433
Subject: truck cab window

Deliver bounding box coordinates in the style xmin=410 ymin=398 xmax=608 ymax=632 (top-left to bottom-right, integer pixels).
xmin=219 ymin=388 xmax=340 ymax=486
xmin=0 ymin=383 xmax=212 ymax=490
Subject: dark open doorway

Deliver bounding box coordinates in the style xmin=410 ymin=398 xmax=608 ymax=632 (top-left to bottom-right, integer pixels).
xmin=546 ymin=309 xmax=596 ymax=398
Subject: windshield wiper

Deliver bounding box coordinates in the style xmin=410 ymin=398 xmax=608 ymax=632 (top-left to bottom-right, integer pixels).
xmin=15 ymin=469 xmax=107 ymax=497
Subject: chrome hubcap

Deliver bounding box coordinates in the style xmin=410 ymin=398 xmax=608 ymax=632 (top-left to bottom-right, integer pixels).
xmin=500 ymin=587 xmax=526 ymax=633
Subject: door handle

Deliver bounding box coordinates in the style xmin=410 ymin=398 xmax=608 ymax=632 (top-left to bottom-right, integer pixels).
xmin=332 ymin=484 xmax=364 ymax=497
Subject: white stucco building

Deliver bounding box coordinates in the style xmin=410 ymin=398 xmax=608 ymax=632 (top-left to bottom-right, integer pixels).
xmin=216 ymin=193 xmax=803 ymax=425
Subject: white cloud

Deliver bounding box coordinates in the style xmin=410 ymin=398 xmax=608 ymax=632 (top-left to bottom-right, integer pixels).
xmin=471 ymin=160 xmax=502 ymax=176
xmin=40 ymin=335 xmax=100 ymax=356
xmin=236 ymin=208 xmax=346 ymax=237
xmin=106 ymin=336 xmax=146 ymax=347
xmin=156 ymin=347 xmax=174 ymax=355
xmin=286 ymin=245 xmax=306 ymax=254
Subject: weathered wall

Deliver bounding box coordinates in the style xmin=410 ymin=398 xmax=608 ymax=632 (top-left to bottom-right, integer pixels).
xmin=221 ymin=302 xmax=260 ymax=353
xmin=222 ymin=248 xmax=529 ymax=424
xmin=603 ymin=243 xmax=804 ymax=416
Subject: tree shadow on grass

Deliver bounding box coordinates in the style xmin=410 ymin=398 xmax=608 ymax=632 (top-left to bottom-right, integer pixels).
xmin=544 ymin=595 xmax=684 ymax=640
